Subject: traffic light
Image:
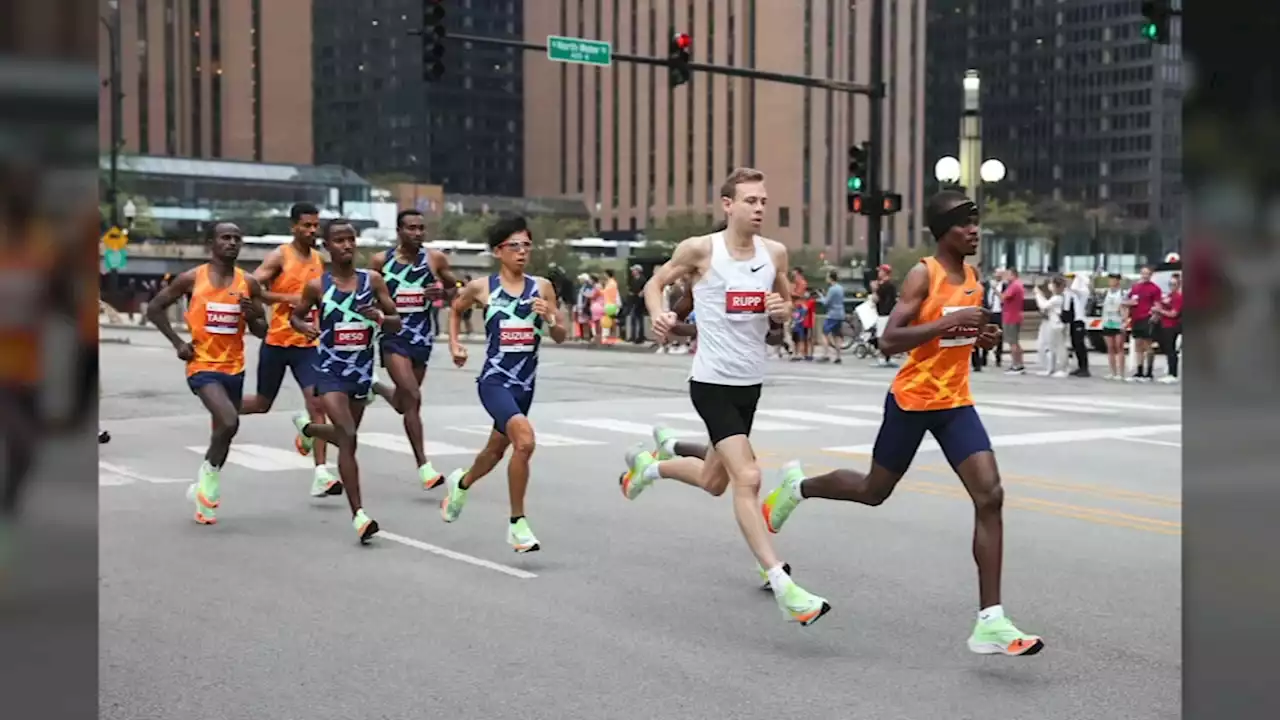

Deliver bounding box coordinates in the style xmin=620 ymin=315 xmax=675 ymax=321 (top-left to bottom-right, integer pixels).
xmin=1140 ymin=1 xmax=1171 ymax=45
xmin=846 ymin=142 xmax=869 ymax=212
xmin=880 ymin=192 xmax=903 ymax=216
xmin=421 ymin=0 xmax=446 ymax=81
xmin=669 ymin=32 xmax=691 ymax=87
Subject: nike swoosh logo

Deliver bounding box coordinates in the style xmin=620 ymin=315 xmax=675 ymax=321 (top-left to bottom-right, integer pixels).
xmin=964 ymin=289 xmax=977 ymax=295
xmin=750 ymin=264 xmax=766 ymax=272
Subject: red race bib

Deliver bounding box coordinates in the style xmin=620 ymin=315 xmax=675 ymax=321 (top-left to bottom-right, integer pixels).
xmin=725 ymin=290 xmax=766 ymax=315
xmin=204 ymin=301 xmax=241 ymax=335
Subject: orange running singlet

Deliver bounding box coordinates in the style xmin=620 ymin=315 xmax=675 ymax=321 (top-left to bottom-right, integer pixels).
xmin=0 ymin=229 xmax=55 ymax=386
xmin=264 ymin=244 xmax=323 ymax=347
xmin=185 ymin=265 xmax=250 ymax=377
xmin=889 ymin=257 xmax=982 ymax=412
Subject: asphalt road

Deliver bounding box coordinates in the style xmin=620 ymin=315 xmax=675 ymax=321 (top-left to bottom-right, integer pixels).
xmin=99 ymin=331 xmax=1182 ymax=720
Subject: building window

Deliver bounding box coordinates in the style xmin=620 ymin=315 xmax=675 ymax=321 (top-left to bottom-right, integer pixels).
xmin=801 ymin=0 xmax=812 ymax=246
xmin=250 ymin=0 xmax=262 ymax=160
xmin=779 ymin=207 xmax=790 ymax=228
xmin=705 ymin=0 xmax=715 ymax=205
xmin=137 ymin=0 xmax=150 ymax=154
xmin=559 ymin=0 xmax=568 ymax=194
xmin=164 ymin=0 xmax=177 ymax=155
xmin=629 ymin=0 xmax=638 ymax=211
xmin=726 ymin=1 xmax=735 ymax=174
xmin=190 ymin=0 xmax=202 ymax=157
xmin=666 ymin=0 xmax=675 ymax=203
xmin=594 ymin=0 xmax=603 ymax=209
xmin=576 ymin=0 xmax=585 ymax=194
xmin=746 ymin=0 xmax=756 ymax=166
xmin=611 ymin=0 xmax=620 ymax=207
xmin=685 ymin=2 xmax=695 ymax=205
xmin=210 ymin=0 xmax=222 ymax=157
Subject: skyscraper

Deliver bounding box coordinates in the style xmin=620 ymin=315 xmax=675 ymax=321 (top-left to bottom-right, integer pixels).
xmin=311 ymin=0 xmax=525 ymax=196
xmin=925 ymin=0 xmax=1185 ymax=246
xmin=97 ymin=0 xmax=314 ymax=164
xmin=523 ymin=0 xmax=927 ymax=258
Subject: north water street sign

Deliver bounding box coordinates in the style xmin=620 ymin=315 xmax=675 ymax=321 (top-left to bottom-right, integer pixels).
xmin=546 ymin=35 xmax=612 ymax=67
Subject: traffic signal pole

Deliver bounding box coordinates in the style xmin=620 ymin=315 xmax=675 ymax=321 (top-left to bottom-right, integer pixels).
xmin=435 ymin=0 xmax=894 ymax=268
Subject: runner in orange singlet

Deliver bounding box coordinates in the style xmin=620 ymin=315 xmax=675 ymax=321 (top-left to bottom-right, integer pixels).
xmin=146 ymin=223 xmax=268 ymax=525
xmin=761 ymin=191 xmax=1045 ymax=657
xmin=238 ymin=202 xmax=339 ymax=498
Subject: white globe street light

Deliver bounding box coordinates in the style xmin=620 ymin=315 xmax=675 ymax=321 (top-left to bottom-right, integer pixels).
xmin=979 ymin=158 xmax=1007 ymax=184
xmin=934 ymin=156 xmax=961 ymax=184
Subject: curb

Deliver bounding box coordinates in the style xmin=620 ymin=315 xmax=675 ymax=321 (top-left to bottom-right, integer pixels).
xmin=96 ymin=323 xmax=658 ymax=354
xmin=100 ymin=336 xmax=132 ymax=345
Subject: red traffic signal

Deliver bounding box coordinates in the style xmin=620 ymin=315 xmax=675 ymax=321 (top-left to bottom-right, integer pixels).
xmin=847 ymin=194 xmax=864 ymax=214
xmin=674 ymin=33 xmax=691 ymax=50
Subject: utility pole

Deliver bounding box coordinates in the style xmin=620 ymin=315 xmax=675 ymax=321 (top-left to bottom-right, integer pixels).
xmin=864 ymin=0 xmax=886 ymax=277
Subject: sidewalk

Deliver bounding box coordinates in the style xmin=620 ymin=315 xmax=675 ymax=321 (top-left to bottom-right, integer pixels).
xmin=97 ymin=321 xmax=658 ymax=354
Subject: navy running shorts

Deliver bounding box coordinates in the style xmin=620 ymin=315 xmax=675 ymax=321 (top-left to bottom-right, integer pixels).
xmin=379 ymin=335 xmax=432 ymax=369
xmin=255 ymin=344 xmax=319 ymax=399
xmin=313 ymin=375 xmax=372 ymax=401
xmin=871 ymin=392 xmax=993 ymax=474
xmin=478 ymin=382 xmax=534 ymax=436
xmin=822 ymin=317 xmax=845 ymax=336
xmin=187 ymin=371 xmax=246 ymax=409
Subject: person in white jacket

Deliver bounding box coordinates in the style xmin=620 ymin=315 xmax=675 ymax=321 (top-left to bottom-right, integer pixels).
xmin=1034 ymin=277 xmax=1069 ymax=377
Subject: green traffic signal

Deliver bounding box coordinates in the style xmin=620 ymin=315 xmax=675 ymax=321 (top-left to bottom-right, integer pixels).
xmin=847 ymin=176 xmax=863 ymax=192
xmin=1141 ymin=22 xmax=1158 ymax=40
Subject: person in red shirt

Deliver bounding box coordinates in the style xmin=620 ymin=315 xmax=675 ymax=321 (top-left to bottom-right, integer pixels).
xmin=1152 ymin=273 xmax=1182 ymax=382
xmin=803 ymin=290 xmax=818 ymax=360
xmin=1124 ymin=265 xmax=1164 ymax=381
xmin=1000 ymin=268 xmax=1027 ymax=373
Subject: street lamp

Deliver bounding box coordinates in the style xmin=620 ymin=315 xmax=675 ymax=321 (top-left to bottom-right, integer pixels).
xmin=123 ymin=199 xmax=137 ymax=229
xmin=979 ymin=159 xmax=1007 ymax=184
xmin=934 ymin=156 xmax=962 ymax=185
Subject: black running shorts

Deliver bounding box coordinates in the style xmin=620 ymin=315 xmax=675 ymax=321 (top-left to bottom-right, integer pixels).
xmin=689 ymin=380 xmax=762 ymax=446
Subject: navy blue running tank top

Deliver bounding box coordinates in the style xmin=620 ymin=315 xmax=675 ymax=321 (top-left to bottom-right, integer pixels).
xmin=315 ymin=269 xmax=377 ymax=386
xmin=478 ymin=274 xmax=543 ymax=391
xmin=381 ymin=246 xmax=437 ymax=347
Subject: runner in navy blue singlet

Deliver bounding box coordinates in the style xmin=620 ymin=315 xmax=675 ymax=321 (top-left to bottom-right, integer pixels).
xmin=289 ymin=219 xmax=401 ymax=544
xmin=438 ymin=216 xmax=568 ymax=553
xmin=366 ymin=209 xmax=460 ymax=491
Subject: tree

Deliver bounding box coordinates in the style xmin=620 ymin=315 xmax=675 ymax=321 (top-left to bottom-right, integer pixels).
xmin=364 ymin=172 xmax=417 ymax=189
xmin=982 ymin=196 xmax=1048 ymax=239
xmin=99 ymin=195 xmax=160 ymax=239
xmin=790 ymin=246 xmax=826 ymax=281
xmin=437 ymin=213 xmax=490 ymax=242
xmin=638 ymin=210 xmax=718 ymax=258
xmin=886 ymin=244 xmax=932 ymax=282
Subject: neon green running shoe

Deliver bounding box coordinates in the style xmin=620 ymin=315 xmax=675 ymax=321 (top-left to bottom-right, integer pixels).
xmin=507 ymin=517 xmax=540 ymax=553
xmin=310 ymin=466 xmax=342 ymax=497
xmin=185 ymin=461 xmax=221 ymax=525
xmin=620 ymin=445 xmax=657 ymax=500
xmin=440 ymin=469 xmax=469 ymax=522
xmin=773 ymin=574 xmax=831 ymax=626
xmin=419 ymin=461 xmax=444 ymax=490
xmin=756 ymin=562 xmax=792 ymax=591
xmin=652 ymin=425 xmax=678 ymax=460
xmin=967 ymin=615 xmax=1045 ymax=656
xmin=353 ymin=508 xmax=379 ymax=543
xmin=291 ymin=412 xmax=314 ymax=455
xmin=762 ymin=460 xmax=805 ymax=533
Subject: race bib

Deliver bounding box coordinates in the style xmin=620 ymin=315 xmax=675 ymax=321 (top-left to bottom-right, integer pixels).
xmin=498 ymin=319 xmax=537 ymax=353
xmin=205 ymin=301 xmax=242 ymax=335
xmin=395 ymin=287 xmax=426 ymax=314
xmin=725 ymin=290 xmax=767 ymax=319
xmin=939 ymin=306 xmax=979 ymax=348
xmin=333 ymin=321 xmax=372 ymax=351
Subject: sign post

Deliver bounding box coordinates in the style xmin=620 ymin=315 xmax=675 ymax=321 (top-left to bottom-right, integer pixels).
xmin=546 ymin=35 xmax=612 ymax=67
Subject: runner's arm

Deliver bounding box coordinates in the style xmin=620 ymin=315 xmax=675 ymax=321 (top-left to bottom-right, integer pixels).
xmin=145 ymin=269 xmax=197 ymax=351
xmin=366 ymin=250 xmax=388 ymax=272
xmin=252 ymin=249 xmax=298 ymax=306
xmin=289 ymin=278 xmax=322 ymax=339
xmin=878 ymin=263 xmax=965 ymax=355
xmin=766 ymin=240 xmax=794 ymax=323
xmin=243 ymin=276 xmax=270 ymax=339
xmin=644 ymin=236 xmax=706 ymax=318
xmin=536 ymin=277 xmax=569 ymax=344
xmin=428 ymin=249 xmax=461 ymax=298
xmin=368 ymin=271 xmax=403 ymax=334
xmin=449 ymin=277 xmax=486 ymax=349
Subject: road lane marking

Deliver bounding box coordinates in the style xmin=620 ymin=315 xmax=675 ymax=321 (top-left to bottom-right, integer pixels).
xmin=822 ymin=424 xmax=1182 ymax=455
xmin=558 ymin=418 xmax=702 ymax=437
xmin=1113 ymin=436 xmax=1181 ymax=448
xmin=358 ymin=432 xmax=477 ymax=456
xmin=656 ymin=411 xmax=810 ymax=432
xmin=188 ymin=444 xmax=314 ymax=471
xmin=446 ymin=425 xmax=605 ymax=446
xmin=920 ymin=465 xmax=1182 ymax=507
xmin=378 ymin=531 xmax=537 ymax=579
xmin=1022 ymin=395 xmax=1181 ymax=412
xmin=828 ymin=403 xmax=1050 ymax=419
xmin=99 ymin=460 xmax=189 ymax=485
xmin=982 ymin=399 xmax=1119 ymax=415
xmin=754 ymin=409 xmax=880 ymax=427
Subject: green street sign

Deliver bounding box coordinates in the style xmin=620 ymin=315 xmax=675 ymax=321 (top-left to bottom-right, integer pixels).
xmin=104 ymin=248 xmax=128 ymax=271
xmin=546 ymin=35 xmax=612 ymax=67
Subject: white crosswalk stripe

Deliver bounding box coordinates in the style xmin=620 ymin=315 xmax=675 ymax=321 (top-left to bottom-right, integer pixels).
xmin=754 ymin=409 xmax=880 ymax=427
xmin=981 ymin=399 xmax=1119 ymax=415
xmin=655 ymin=411 xmax=810 ymax=431
xmin=558 ymin=418 xmax=700 ymax=437
xmin=358 ymin=432 xmax=477 ymax=457
xmin=827 ymin=403 xmax=1050 ymax=419
xmin=447 ymin=425 xmax=605 ymax=447
xmin=825 ymin=424 xmax=1183 ymax=455
xmin=187 ymin=444 xmax=314 ymax=472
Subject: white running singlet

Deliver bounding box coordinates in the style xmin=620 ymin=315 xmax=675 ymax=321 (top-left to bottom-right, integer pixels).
xmin=688 ymin=232 xmax=777 ymax=386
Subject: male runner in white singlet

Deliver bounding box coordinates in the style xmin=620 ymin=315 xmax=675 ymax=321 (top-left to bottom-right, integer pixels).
xmin=620 ymin=168 xmax=830 ymax=626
